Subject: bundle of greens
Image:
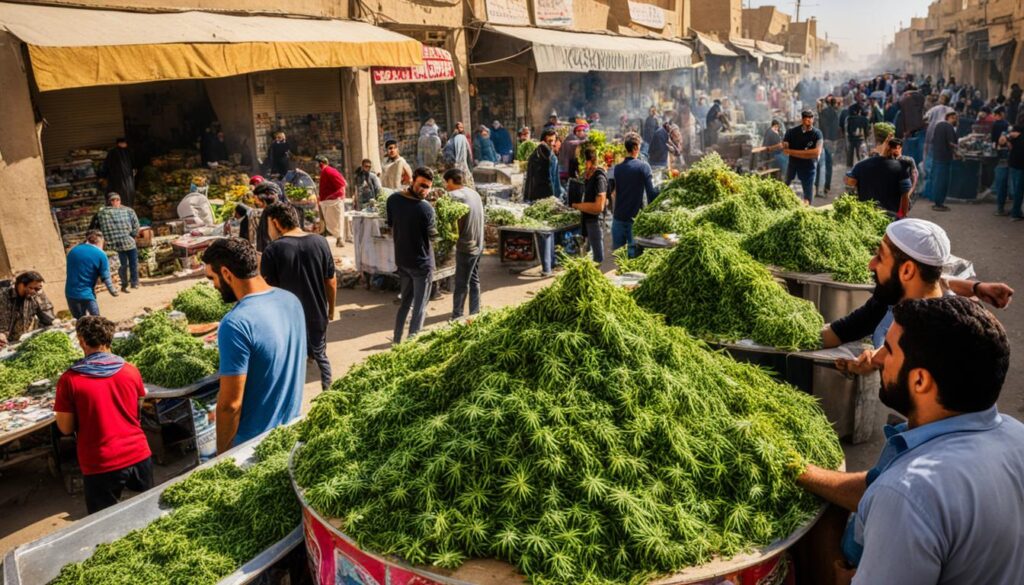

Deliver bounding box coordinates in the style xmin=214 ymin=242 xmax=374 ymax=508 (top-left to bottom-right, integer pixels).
xmin=830 ymin=194 xmax=890 ymax=248
xmin=741 ymin=201 xmax=884 ymax=284
xmin=523 ymin=197 xmax=581 ymax=229
xmin=285 ymin=184 xmax=310 ymax=202
xmin=692 ymin=192 xmax=776 ymax=236
xmin=613 ymin=247 xmax=671 ymax=275
xmin=650 ymin=153 xmax=742 ymax=209
xmin=740 ymin=175 xmax=803 ymax=211
xmin=433 ymin=195 xmax=470 ymax=261
xmin=633 ymin=227 xmax=824 ymax=350
xmin=485 ymin=207 xmax=521 ymax=227
xmin=295 ymin=259 xmax=842 ymax=584
xmin=51 ymin=426 xmax=301 ymax=585
xmin=0 ymin=331 xmax=81 ymax=400
xmin=516 ymin=141 xmax=539 ymax=162
xmin=633 ymin=207 xmax=692 ymax=238
xmin=170 ymin=284 xmax=233 ymax=324
xmin=113 ymin=312 xmax=219 ymax=388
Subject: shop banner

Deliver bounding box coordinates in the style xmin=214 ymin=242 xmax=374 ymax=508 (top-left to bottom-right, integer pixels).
xmin=628 ymin=1 xmax=665 ymax=30
xmin=372 ymin=46 xmax=455 ymax=85
xmin=534 ymin=0 xmax=573 ymax=27
xmin=486 ymin=0 xmax=530 ymax=25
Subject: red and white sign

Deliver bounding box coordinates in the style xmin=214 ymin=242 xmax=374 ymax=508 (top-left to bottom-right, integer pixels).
xmin=372 ymin=46 xmax=456 ymax=85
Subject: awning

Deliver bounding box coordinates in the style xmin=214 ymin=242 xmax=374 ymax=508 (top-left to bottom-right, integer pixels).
xmin=728 ymin=37 xmax=764 ymax=62
xmin=755 ymin=40 xmax=785 ymax=54
xmin=0 ymin=2 xmax=422 ymax=91
xmin=912 ymin=38 xmax=947 ymax=57
xmin=373 ymin=45 xmax=455 ymax=84
xmin=692 ymin=31 xmax=739 ymax=58
xmin=484 ymin=25 xmax=692 ymax=72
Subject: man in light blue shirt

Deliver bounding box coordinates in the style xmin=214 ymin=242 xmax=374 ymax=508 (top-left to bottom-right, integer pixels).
xmin=65 ymin=230 xmax=118 ymax=318
xmin=202 ymin=237 xmax=306 ymax=453
xmin=798 ymin=296 xmax=1024 ymax=584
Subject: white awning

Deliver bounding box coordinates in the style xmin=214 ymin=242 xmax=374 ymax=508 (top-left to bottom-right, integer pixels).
xmin=692 ymin=31 xmax=739 ymax=58
xmin=485 ymin=25 xmax=692 ymax=72
xmin=0 ymin=2 xmax=422 ymax=91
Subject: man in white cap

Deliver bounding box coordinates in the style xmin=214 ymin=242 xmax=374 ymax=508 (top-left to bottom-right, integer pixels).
xmin=822 ymin=218 xmax=1013 ymax=373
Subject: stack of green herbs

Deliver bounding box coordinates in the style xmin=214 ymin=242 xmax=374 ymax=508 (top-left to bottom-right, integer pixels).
xmin=613 ymin=247 xmax=671 ymax=275
xmin=516 ymin=140 xmax=539 ymax=162
xmin=741 ymin=197 xmax=888 ymax=284
xmin=294 ymin=258 xmax=841 ymax=584
xmin=433 ymin=195 xmax=470 ymax=262
xmin=633 ymin=207 xmax=693 ymax=239
xmin=650 ymin=153 xmax=742 ymax=209
xmin=522 ymin=197 xmax=581 ymax=229
xmin=170 ymin=283 xmax=233 ymax=324
xmin=0 ymin=331 xmax=81 ymax=400
xmin=113 ymin=312 xmax=219 ymax=388
xmin=633 ymin=226 xmax=824 ymax=350
xmin=51 ymin=426 xmax=301 ymax=585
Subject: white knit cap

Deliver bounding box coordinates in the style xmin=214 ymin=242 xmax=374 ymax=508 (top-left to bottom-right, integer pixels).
xmin=885 ymin=218 xmax=951 ymax=267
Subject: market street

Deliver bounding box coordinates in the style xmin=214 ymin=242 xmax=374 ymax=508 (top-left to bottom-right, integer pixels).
xmin=2 ymin=190 xmax=1021 ymax=557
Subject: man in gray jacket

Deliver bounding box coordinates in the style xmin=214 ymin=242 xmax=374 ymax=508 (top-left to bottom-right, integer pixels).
xmin=444 ymin=168 xmax=484 ymax=320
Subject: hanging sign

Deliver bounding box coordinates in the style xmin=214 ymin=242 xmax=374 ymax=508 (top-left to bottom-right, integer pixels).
xmin=486 ymin=0 xmax=530 ymax=25
xmin=372 ymin=46 xmax=456 ymax=85
xmin=534 ymin=0 xmax=573 ymax=27
xmin=628 ymin=1 xmax=666 ymax=29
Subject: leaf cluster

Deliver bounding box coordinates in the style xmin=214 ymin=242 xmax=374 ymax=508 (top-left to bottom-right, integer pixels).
xmin=113 ymin=312 xmax=218 ymax=388
xmin=0 ymin=331 xmax=81 ymax=400
xmin=170 ymin=283 xmax=233 ymax=324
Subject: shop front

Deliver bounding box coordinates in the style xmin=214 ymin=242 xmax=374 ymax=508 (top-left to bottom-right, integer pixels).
xmin=0 ymin=1 xmax=422 ymax=274
xmin=372 ymin=44 xmax=458 ymax=166
xmin=691 ymin=30 xmax=742 ymax=90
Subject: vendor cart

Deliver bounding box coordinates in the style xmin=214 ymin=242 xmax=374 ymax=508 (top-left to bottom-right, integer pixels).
xmin=3 ymin=430 xmax=304 ymax=585
xmin=142 ymin=374 xmax=221 ymax=467
xmin=498 ymin=224 xmax=582 ymax=273
xmin=348 ymin=211 xmax=457 ymax=285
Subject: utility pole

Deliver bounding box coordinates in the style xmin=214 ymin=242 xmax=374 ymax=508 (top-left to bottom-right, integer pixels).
xmin=795 ymin=0 xmax=801 ymax=23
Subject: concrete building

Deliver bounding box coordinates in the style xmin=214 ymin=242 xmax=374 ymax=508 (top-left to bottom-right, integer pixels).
xmin=691 ymin=0 xmax=742 ymax=40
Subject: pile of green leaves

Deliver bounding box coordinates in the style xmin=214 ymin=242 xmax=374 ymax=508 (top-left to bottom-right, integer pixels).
xmin=285 ymin=185 xmax=310 ymax=202
xmin=613 ymin=247 xmax=671 ymax=275
xmin=523 ymin=197 xmax=581 ymax=229
xmin=516 ymin=141 xmax=538 ymax=162
xmin=51 ymin=426 xmax=301 ymax=585
xmin=295 ymin=259 xmax=841 ymax=584
xmin=633 ymin=227 xmax=824 ymax=350
xmin=0 ymin=331 xmax=81 ymax=400
xmin=485 ymin=207 xmax=521 ymax=227
xmin=633 ymin=207 xmax=692 ymax=239
xmin=433 ymin=195 xmax=470 ymax=261
xmin=692 ymin=192 xmax=776 ymax=236
xmin=113 ymin=312 xmax=218 ymax=388
xmin=650 ymin=153 xmax=742 ymax=209
xmin=170 ymin=284 xmax=233 ymax=324
xmin=741 ymin=197 xmax=887 ymax=284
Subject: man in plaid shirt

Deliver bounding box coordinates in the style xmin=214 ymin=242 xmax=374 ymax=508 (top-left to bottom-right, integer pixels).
xmin=0 ymin=271 xmax=55 ymax=348
xmin=94 ymin=193 xmax=140 ymax=292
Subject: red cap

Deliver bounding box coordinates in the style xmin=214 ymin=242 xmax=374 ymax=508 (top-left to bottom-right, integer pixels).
xmin=249 ymin=175 xmax=265 ymax=186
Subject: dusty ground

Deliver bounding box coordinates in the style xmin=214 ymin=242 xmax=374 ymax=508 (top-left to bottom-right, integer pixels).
xmin=2 ymin=173 xmax=1022 ymax=561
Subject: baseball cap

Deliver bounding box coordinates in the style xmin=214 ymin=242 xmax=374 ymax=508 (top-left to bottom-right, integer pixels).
xmin=886 ymin=218 xmax=951 ymax=267
xmin=314 ymin=155 xmax=330 ymax=164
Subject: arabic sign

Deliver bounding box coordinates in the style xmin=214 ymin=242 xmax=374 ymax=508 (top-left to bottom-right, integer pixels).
xmin=628 ymin=1 xmax=665 ymax=30
xmin=372 ymin=46 xmax=455 ymax=85
xmin=486 ymin=0 xmax=530 ymax=25
xmin=534 ymin=0 xmax=573 ymax=27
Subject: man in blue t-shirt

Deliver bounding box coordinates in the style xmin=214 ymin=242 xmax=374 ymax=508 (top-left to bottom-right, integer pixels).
xmin=783 ymin=110 xmax=824 ymax=204
xmin=202 ymin=237 xmax=306 ymax=453
xmin=64 ymin=230 xmax=118 ymax=318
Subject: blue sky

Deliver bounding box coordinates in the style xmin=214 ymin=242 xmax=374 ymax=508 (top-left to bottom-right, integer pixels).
xmin=744 ymin=0 xmax=933 ymax=57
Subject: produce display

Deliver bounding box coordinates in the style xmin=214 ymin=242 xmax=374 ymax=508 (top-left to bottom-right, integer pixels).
xmin=521 ymin=197 xmax=581 ymax=229
xmin=484 ymin=207 xmax=521 ymax=227
xmin=613 ymin=247 xmax=671 ymax=275
xmin=649 ymin=153 xmax=742 ymax=209
xmin=576 ymin=130 xmax=627 ymax=168
xmin=51 ymin=425 xmax=301 ymax=585
xmin=0 ymin=331 xmax=81 ymax=400
xmin=170 ymin=284 xmax=233 ymax=324
xmin=633 ymin=207 xmax=693 ymax=239
xmin=741 ymin=196 xmax=889 ymax=284
xmin=113 ymin=312 xmax=219 ymax=388
xmin=633 ymin=227 xmax=824 ymax=351
xmin=433 ymin=195 xmax=470 ymax=262
xmin=516 ymin=140 xmax=539 ymax=162
xmin=294 ymin=259 xmax=842 ymax=584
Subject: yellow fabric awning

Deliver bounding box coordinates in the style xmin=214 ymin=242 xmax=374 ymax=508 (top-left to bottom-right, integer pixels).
xmin=0 ymin=2 xmax=423 ymax=91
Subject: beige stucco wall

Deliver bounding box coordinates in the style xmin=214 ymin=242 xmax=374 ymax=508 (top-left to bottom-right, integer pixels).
xmin=14 ymin=0 xmax=345 ymax=17
xmin=0 ymin=32 xmax=68 ymax=297
xmin=691 ymin=0 xmax=740 ymax=39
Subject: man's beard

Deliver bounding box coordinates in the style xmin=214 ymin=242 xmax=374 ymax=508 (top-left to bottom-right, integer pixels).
xmin=880 ymin=362 xmax=914 ymax=417
xmin=872 ymin=263 xmax=905 ymax=306
xmin=215 ymin=278 xmax=238 ymax=304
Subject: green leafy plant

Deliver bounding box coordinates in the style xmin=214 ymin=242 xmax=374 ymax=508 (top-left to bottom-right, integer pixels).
xmin=170 ymin=284 xmax=233 ymax=324
xmin=433 ymin=194 xmax=470 ymax=262
xmin=113 ymin=312 xmax=218 ymax=388
xmin=0 ymin=331 xmax=81 ymax=400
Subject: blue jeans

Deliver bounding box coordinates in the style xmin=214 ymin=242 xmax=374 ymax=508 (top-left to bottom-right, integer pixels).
xmin=816 ymin=142 xmax=834 ymax=192
xmin=452 ymin=251 xmax=481 ymax=319
xmin=931 ymin=160 xmax=952 ymax=206
xmin=582 ymin=217 xmax=604 ymax=263
xmin=995 ymin=165 xmax=1011 ymax=212
xmin=117 ymin=248 xmax=139 ymax=289
xmin=786 ymin=163 xmax=817 ymax=203
xmin=67 ymin=298 xmax=100 ymax=319
xmin=903 ymin=132 xmax=924 ymax=166
xmin=535 ymin=232 xmax=555 ymax=274
xmin=394 ymin=267 xmax=432 ymax=343
xmin=611 ymin=218 xmax=636 ymax=258
xmin=773 ymin=153 xmax=788 ymax=175
xmin=1009 ymin=168 xmax=1024 ymax=218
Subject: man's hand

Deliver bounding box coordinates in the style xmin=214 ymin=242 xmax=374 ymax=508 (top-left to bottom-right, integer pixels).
xmin=0 ymin=333 xmax=7 ymax=348
xmin=976 ymin=282 xmax=1014 ymax=308
xmin=836 ymin=348 xmax=879 ymax=376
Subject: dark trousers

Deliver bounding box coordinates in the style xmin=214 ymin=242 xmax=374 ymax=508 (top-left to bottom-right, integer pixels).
xmin=395 ymin=267 xmax=432 ymax=343
xmin=582 ymin=217 xmax=604 ymax=263
xmin=117 ymin=248 xmax=139 ymax=289
xmin=452 ymin=251 xmax=481 ymax=319
xmin=67 ymin=298 xmax=100 ymax=319
xmin=83 ymin=456 xmax=153 ymax=514
xmin=307 ymin=327 xmax=331 ymax=390
xmin=786 ymin=163 xmax=817 ymax=203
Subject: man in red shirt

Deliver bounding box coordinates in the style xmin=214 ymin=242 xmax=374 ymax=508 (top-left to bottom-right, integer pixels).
xmin=54 ymin=316 xmax=152 ymax=514
xmin=316 ymin=155 xmax=347 ymax=248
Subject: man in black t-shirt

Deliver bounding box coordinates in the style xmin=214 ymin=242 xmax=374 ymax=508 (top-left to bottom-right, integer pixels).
xmin=260 ymin=204 xmax=337 ymax=389
xmin=845 ymin=137 xmax=912 ymax=217
xmin=387 ymin=167 xmax=438 ymax=343
xmin=571 ymin=146 xmax=609 ymax=264
xmin=1000 ymin=119 xmax=1024 ymax=220
xmin=783 ymin=110 xmax=823 ymax=204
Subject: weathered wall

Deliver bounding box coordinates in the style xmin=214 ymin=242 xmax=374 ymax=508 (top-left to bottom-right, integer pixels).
xmin=204 ymin=76 xmax=257 ymax=167
xmin=691 ymin=0 xmax=740 ymax=39
xmin=15 ymin=0 xmax=345 ymax=17
xmin=0 ymin=32 xmax=68 ymax=298
xmin=342 ymin=68 xmax=382 ymax=172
